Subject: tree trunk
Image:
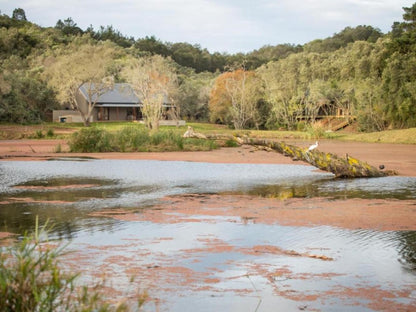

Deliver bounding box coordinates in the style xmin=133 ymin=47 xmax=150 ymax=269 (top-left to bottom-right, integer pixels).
xmin=239 ymin=138 xmax=394 ymax=178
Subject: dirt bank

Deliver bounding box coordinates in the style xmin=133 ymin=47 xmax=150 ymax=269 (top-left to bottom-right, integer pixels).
xmin=0 ymin=139 xmax=415 ymax=176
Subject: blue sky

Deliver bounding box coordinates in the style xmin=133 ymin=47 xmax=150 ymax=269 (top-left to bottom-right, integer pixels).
xmin=1 ymin=0 xmax=414 ymax=53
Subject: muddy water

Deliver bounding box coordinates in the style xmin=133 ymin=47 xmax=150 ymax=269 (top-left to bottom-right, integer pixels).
xmin=0 ymin=159 xmax=415 ymax=311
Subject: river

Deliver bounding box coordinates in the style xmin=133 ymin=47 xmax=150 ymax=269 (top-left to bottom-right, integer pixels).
xmin=0 ymin=159 xmax=415 ymax=311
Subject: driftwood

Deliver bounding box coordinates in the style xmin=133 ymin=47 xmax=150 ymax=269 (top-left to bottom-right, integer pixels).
xmin=182 ymin=128 xmax=393 ymax=178
xmin=240 ymin=138 xmax=392 ymax=178
xmin=183 ymin=126 xmax=207 ymax=139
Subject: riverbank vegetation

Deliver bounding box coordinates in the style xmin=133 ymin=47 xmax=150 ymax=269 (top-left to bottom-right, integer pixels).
xmin=1 ymin=3 xmax=416 ymax=133
xmin=0 ymin=220 xmax=146 ymax=311
xmin=1 ymin=122 xmax=416 ymax=145
xmin=68 ymin=126 xmax=218 ymax=152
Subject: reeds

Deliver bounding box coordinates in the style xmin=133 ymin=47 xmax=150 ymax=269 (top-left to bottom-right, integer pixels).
xmin=0 ymin=218 xmax=148 ymax=311
xmin=68 ymin=126 xmax=217 ymax=152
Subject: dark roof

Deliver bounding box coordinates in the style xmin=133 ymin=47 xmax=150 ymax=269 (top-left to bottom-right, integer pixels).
xmin=79 ymin=83 xmax=173 ymax=107
xmin=79 ymin=83 xmax=140 ymax=105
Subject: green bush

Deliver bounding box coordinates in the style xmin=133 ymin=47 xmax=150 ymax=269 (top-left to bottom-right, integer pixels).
xmin=153 ymin=131 xmax=184 ymax=150
xmin=117 ymin=126 xmax=150 ymax=152
xmin=69 ymin=127 xmax=113 ymax=152
xmin=46 ymin=128 xmax=55 ymax=137
xmin=35 ymin=130 xmax=44 ymax=139
xmin=225 ymin=139 xmax=239 ymax=147
xmin=68 ymin=126 xmax=218 ymax=152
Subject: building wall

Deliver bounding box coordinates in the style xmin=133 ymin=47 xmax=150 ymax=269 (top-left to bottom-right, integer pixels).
xmin=52 ymin=110 xmax=84 ymax=123
xmin=74 ymin=92 xmax=95 ymax=122
xmin=114 ymin=107 xmax=128 ymax=121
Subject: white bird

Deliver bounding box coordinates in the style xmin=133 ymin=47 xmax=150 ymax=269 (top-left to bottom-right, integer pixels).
xmin=308 ymin=141 xmax=319 ymax=151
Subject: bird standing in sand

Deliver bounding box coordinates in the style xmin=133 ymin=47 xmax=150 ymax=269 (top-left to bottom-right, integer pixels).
xmin=308 ymin=141 xmax=319 ymax=151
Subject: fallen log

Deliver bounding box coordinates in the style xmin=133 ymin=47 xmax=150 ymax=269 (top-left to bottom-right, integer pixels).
xmin=181 ymin=128 xmax=394 ymax=178
xmin=240 ymin=138 xmax=393 ymax=178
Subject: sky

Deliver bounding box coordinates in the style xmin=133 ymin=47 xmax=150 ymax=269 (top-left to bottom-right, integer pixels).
xmin=0 ymin=0 xmax=414 ymax=53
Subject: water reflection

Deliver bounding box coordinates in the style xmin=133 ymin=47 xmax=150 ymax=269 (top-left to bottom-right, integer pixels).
xmin=396 ymin=231 xmax=416 ymax=270
xmin=0 ymin=159 xmax=415 ymax=311
xmin=0 ymin=160 xmax=415 ymax=236
xmin=237 ymin=177 xmax=416 ymax=200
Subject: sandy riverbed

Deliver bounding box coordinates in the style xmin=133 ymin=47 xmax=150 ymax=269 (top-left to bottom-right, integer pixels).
xmin=0 ymin=139 xmax=415 ymax=176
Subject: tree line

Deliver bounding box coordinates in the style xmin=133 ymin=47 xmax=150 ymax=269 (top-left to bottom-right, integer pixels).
xmin=0 ymin=4 xmax=415 ymax=131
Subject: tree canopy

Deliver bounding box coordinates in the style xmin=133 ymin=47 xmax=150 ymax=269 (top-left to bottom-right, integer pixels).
xmin=0 ymin=3 xmax=415 ymax=130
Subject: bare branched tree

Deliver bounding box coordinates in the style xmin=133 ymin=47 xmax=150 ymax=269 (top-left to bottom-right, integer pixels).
xmin=42 ymin=39 xmax=117 ymax=126
xmin=122 ymin=55 xmax=178 ymax=131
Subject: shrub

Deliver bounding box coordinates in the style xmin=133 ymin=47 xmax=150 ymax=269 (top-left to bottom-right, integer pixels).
xmin=68 ymin=126 xmax=219 ymax=152
xmin=183 ymin=137 xmax=218 ymax=151
xmin=0 ymin=220 xmax=147 ymax=312
xmin=305 ymin=123 xmax=326 ymax=139
xmin=296 ymin=121 xmax=307 ymax=131
xmin=35 ymin=130 xmax=44 ymax=139
xmin=46 ymin=128 xmax=55 ymax=137
xmin=54 ymin=143 xmax=62 ymax=153
xmin=225 ymin=139 xmax=239 ymax=147
xmin=69 ymin=127 xmax=113 ymax=152
xmin=150 ymin=131 xmax=184 ymax=151
xmin=117 ymin=126 xmax=150 ymax=152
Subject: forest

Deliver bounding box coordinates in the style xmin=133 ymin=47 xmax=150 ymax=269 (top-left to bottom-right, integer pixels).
xmin=0 ymin=3 xmax=415 ymax=131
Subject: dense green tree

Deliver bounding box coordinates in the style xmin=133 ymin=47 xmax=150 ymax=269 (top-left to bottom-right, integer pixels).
xmin=0 ymin=25 xmax=38 ymax=58
xmin=382 ymin=52 xmax=416 ymax=128
xmin=177 ymin=70 xmax=216 ymax=121
xmin=390 ymin=3 xmax=416 ymax=53
xmin=55 ymin=17 xmax=83 ymax=36
xmin=88 ymin=25 xmax=134 ymax=48
xmin=12 ymin=8 xmax=27 ymax=21
xmin=0 ymin=70 xmax=58 ymax=123
xmin=257 ymin=54 xmax=305 ymax=129
xmin=0 ymin=2 xmax=415 ymax=130
xmin=135 ymin=36 xmax=170 ymax=57
xmin=304 ymin=25 xmax=383 ymax=53
xmin=247 ymin=43 xmax=302 ymax=68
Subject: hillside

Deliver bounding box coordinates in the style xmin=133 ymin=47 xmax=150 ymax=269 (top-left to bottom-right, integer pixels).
xmin=1 ymin=4 xmax=416 ymax=131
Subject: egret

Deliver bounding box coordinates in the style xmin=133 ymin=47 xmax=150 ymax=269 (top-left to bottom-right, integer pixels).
xmin=308 ymin=141 xmax=319 ymax=151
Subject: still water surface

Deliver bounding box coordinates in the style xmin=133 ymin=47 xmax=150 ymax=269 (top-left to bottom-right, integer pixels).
xmin=0 ymin=159 xmax=415 ymax=311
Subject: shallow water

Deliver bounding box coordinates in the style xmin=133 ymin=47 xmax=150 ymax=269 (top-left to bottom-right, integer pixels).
xmin=0 ymin=160 xmax=333 ymax=235
xmin=0 ymin=159 xmax=415 ymax=311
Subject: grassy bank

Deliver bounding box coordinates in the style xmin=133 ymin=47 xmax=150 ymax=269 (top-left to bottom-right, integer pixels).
xmin=68 ymin=126 xmax=218 ymax=152
xmin=1 ymin=122 xmax=416 ymax=145
xmin=335 ymin=127 xmax=416 ymax=144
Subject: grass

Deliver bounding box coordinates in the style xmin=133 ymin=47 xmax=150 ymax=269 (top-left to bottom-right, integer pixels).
xmin=1 ymin=122 xmax=416 ymax=145
xmin=0 ymin=218 xmax=147 ymax=311
xmin=68 ymin=125 xmax=218 ymax=152
xmin=335 ymin=128 xmax=416 ymax=144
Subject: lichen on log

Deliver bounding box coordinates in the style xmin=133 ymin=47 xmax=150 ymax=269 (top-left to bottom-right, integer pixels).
xmin=241 ymin=138 xmax=392 ymax=178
